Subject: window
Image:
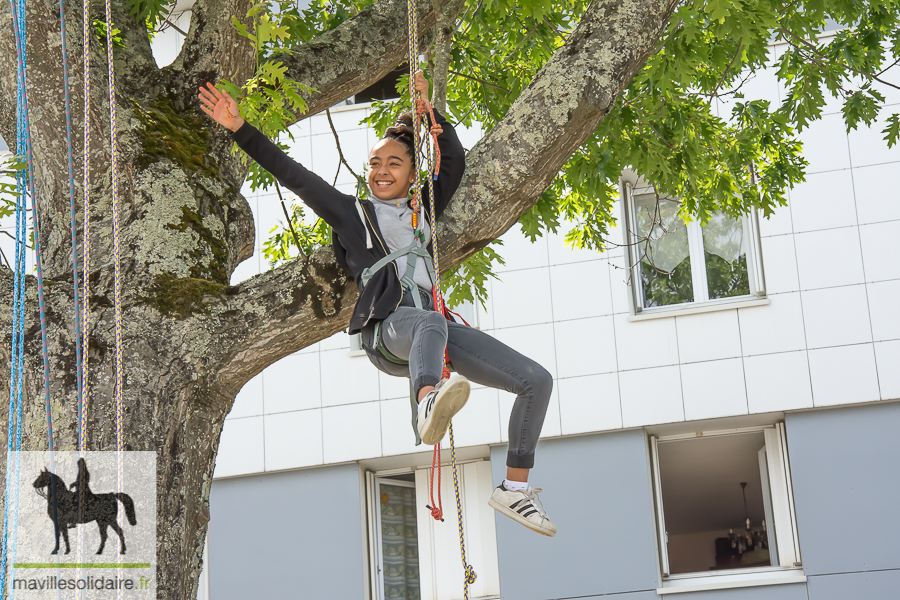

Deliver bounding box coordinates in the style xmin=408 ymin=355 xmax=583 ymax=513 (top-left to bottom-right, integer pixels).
xmin=370 ymin=474 xmax=421 ymax=600
xmin=622 ymin=183 xmax=766 ymax=315
xmin=650 ymin=425 xmax=804 ymax=594
xmin=365 ymin=462 xmax=500 ymax=600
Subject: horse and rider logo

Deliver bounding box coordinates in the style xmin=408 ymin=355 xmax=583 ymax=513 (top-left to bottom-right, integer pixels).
xmin=31 ymin=458 xmax=138 ymax=555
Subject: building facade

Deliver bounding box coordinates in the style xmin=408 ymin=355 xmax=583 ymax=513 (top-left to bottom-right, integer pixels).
xmin=140 ymin=20 xmax=900 ymax=600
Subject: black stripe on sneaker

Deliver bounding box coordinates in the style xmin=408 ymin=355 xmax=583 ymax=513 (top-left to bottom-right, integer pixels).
xmin=523 ymin=509 xmax=539 ymax=518
xmin=516 ymin=503 xmax=534 ymax=514
xmin=509 ymin=499 xmax=522 ymax=509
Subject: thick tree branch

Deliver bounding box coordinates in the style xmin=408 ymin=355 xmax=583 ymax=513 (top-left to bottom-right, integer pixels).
xmin=173 ymin=0 xmax=461 ymax=124
xmin=166 ymin=0 xmax=257 ymax=109
xmin=208 ymin=0 xmax=680 ymax=389
xmin=276 ymin=0 xmax=460 ymax=121
xmin=210 ymin=248 xmax=356 ymax=393
xmin=0 ymin=2 xmax=18 ymax=147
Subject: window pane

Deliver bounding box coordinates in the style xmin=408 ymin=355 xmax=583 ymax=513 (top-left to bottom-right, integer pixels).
xmin=633 ymin=192 xmax=694 ymax=307
xmin=380 ymin=483 xmax=421 ymax=600
xmin=657 ymin=432 xmax=773 ymax=575
xmin=702 ymin=214 xmax=751 ymax=299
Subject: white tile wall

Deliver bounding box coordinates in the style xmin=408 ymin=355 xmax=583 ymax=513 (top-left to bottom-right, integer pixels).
xmin=799 ymin=114 xmax=851 ymax=173
xmin=620 ymin=365 xmax=684 ymax=428
xmin=549 ymin=260 xmax=613 ymax=320
xmin=615 ymin=314 xmax=679 ymax=371
xmin=490 ymin=268 xmax=553 ymax=329
xmin=758 ymin=203 xmax=794 ymax=238
xmin=794 ymin=227 xmax=865 ymax=290
xmin=744 ymin=351 xmax=813 ymax=413
xmin=264 ymin=410 xmax=323 ymax=471
xmin=228 ymin=373 xmax=263 ymax=419
xmin=214 ymin=416 xmax=265 ymax=478
xmin=320 ymin=349 xmax=380 ymax=406
xmin=759 ymin=235 xmax=800 ymax=294
xmin=858 ymin=221 xmax=900 ymax=282
xmin=867 ymin=279 xmax=900 ymax=342
xmin=495 ymin=225 xmax=549 ymax=273
xmin=848 ymin=112 xmax=900 ymax=167
xmin=853 ymin=163 xmax=900 ymax=225
xmin=608 ymin=255 xmax=634 ymax=315
xmin=680 ymin=358 xmax=749 ymax=421
xmin=380 ymin=397 xmax=422 ymax=457
xmin=738 ymin=293 xmax=807 ymax=356
xmin=874 ymin=340 xmax=900 ymax=401
xmin=230 ymin=252 xmax=261 ymax=285
xmin=802 ymin=285 xmax=873 ymax=348
xmin=675 ymin=310 xmax=743 ymax=364
xmin=558 ymin=373 xmax=622 ymax=435
xmin=788 ymin=170 xmax=857 ymax=232
xmin=322 ymin=402 xmax=382 ymax=463
xmin=448 ymin=387 xmax=502 ymax=448
xmin=263 ymin=352 xmax=321 ymax=413
xmin=554 ymin=317 xmax=617 ymax=378
xmin=808 ymin=344 xmax=880 ymax=407
xmin=379 ymin=369 xmax=412 ymax=402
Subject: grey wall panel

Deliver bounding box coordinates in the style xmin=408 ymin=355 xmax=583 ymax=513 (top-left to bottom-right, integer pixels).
xmin=807 ymin=569 xmax=900 ymax=600
xmin=490 ymin=429 xmax=660 ymax=600
xmin=207 ymin=463 xmax=366 ymax=600
xmin=785 ymin=401 xmax=900 ymax=576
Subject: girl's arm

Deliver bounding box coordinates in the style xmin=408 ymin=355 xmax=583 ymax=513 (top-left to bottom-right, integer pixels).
xmin=199 ymin=83 xmax=364 ymax=239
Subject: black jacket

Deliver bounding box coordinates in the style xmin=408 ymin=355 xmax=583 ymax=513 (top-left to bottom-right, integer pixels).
xmin=231 ymin=109 xmax=465 ymax=334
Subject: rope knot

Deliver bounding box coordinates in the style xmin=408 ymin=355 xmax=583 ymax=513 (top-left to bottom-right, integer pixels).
xmin=464 ymin=565 xmax=477 ymax=584
xmin=426 ymin=504 xmax=444 ymax=521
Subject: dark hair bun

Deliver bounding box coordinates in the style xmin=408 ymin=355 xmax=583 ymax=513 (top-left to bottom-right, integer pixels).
xmin=383 ymin=112 xmax=416 ymax=159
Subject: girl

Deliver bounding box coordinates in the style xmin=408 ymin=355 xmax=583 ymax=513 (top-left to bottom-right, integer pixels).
xmin=199 ymin=72 xmax=557 ymax=537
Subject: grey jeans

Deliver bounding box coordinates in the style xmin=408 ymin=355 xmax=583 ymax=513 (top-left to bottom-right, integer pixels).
xmin=361 ymin=287 xmax=553 ymax=469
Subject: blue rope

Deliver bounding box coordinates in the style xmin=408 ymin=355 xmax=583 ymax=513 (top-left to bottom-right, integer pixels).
xmin=1 ymin=0 xmax=27 ymax=591
xmin=2 ymin=0 xmax=53 ymax=593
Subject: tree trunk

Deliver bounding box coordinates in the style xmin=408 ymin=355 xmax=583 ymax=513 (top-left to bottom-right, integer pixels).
xmin=0 ymin=0 xmax=678 ymax=597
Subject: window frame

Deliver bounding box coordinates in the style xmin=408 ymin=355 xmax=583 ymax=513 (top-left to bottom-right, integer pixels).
xmin=649 ymin=424 xmax=804 ymax=595
xmin=621 ymin=182 xmax=767 ymax=318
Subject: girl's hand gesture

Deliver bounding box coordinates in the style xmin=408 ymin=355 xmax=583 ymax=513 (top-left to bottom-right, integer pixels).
xmin=413 ymin=70 xmax=429 ymax=100
xmin=198 ymin=83 xmax=245 ymax=133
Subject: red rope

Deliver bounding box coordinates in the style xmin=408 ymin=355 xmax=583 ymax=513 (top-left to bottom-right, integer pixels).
xmin=427 ymin=443 xmax=443 ymax=521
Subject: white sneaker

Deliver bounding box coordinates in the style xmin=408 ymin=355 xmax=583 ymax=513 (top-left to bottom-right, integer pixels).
xmin=488 ymin=483 xmax=557 ymax=537
xmin=417 ymin=373 xmax=471 ymax=445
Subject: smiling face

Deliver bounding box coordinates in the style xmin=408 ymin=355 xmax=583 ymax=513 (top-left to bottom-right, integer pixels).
xmin=368 ymin=139 xmax=416 ymax=201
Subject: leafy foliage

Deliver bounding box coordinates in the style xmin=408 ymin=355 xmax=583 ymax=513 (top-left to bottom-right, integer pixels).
xmin=261 ymin=200 xmax=333 ymax=267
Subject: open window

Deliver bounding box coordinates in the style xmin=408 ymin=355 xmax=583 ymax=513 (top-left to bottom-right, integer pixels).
xmin=366 ymin=461 xmax=500 ymax=600
xmin=650 ymin=424 xmax=804 ymax=594
xmin=622 ymin=182 xmax=766 ymax=316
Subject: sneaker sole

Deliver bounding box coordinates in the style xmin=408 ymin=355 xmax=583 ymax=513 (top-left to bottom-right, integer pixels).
xmin=488 ymin=497 xmax=557 ymax=537
xmin=420 ymin=378 xmax=470 ymax=446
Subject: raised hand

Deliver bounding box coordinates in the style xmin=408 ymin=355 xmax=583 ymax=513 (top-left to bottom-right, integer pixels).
xmin=198 ymin=83 xmax=245 ymax=133
xmin=413 ymin=70 xmax=429 ymax=100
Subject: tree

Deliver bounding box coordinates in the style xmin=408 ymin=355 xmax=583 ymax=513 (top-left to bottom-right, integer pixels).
xmin=0 ymin=0 xmax=896 ymax=597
